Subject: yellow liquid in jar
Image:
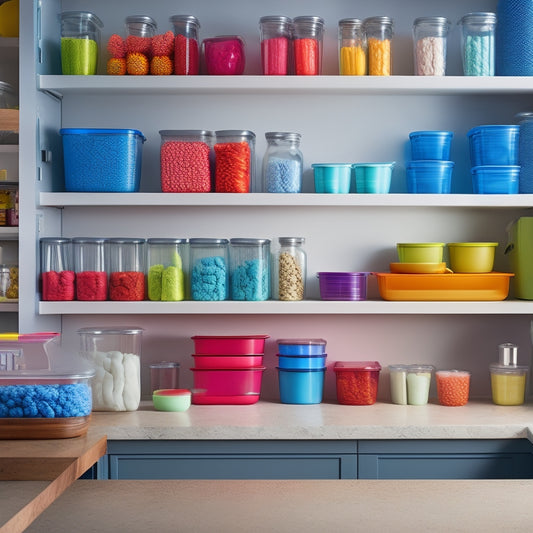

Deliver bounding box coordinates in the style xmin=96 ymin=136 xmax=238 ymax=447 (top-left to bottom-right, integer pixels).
xmin=490 ymin=372 xmax=526 ymax=405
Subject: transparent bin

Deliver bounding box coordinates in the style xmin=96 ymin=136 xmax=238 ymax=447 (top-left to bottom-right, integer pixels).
xmin=147 ymin=238 xmax=188 ymax=301
xmin=189 ymin=238 xmax=229 ymax=301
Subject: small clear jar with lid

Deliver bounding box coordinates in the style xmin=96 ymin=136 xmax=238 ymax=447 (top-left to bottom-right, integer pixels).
xmin=169 ymin=15 xmax=200 ymax=75
xmin=40 ymin=237 xmax=75 ymax=301
xmin=364 ymin=16 xmax=393 ymax=76
xmin=229 ymin=238 xmax=271 ymax=301
xmin=413 ymin=17 xmax=450 ymax=76
xmin=124 ymin=15 xmax=157 ymax=75
xmin=147 ymin=238 xmax=188 ymax=301
xmin=292 ymin=16 xmax=325 ymax=75
xmin=338 ymin=18 xmax=366 ymax=75
xmin=72 ymin=237 xmax=107 ymax=301
xmin=273 ymin=237 xmax=306 ymax=301
xmin=262 ymin=132 xmax=303 ymax=193
xmin=490 ymin=342 xmax=529 ymax=406
xmin=259 ymin=15 xmax=292 ymax=75
xmin=214 ymin=130 xmax=256 ymax=192
xmin=189 ymin=238 xmax=229 ymax=301
xmin=459 ymin=12 xmax=496 ymax=76
xmin=107 ymin=237 xmax=146 ymax=301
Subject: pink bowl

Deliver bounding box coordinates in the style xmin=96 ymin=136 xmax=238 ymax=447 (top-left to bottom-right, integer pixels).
xmin=192 ymin=354 xmax=264 ymax=369
xmin=191 ymin=335 xmax=269 ymax=355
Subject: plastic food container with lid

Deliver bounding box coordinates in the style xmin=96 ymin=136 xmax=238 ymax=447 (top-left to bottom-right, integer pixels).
xmin=124 ymin=15 xmax=157 ymax=75
xmin=397 ymin=242 xmax=445 ymax=264
xmin=459 ymin=12 xmax=496 ymax=76
xmin=262 ymin=132 xmax=303 ymax=193
xmin=412 ymin=17 xmax=450 ymax=76
xmin=277 ymin=338 xmax=327 ymax=356
xmin=406 ymin=161 xmax=454 ymax=194
xmin=317 ymin=271 xmax=368 ymax=301
xmin=312 ymin=163 xmax=352 ymax=193
xmin=333 ymin=361 xmax=382 ymax=405
xmin=192 ymin=334 xmax=269 ymax=355
xmin=489 ymin=342 xmax=528 ymax=406
xmin=278 ymin=367 xmax=325 ymax=404
xmin=468 ymin=125 xmax=519 ymax=166
xmin=202 ymin=35 xmax=245 ymax=75
xmin=447 ymin=242 xmax=498 ymax=273
xmin=409 ymin=131 xmax=453 ymax=160
xmin=471 ymin=165 xmax=520 ymax=194
xmin=276 ymin=353 xmax=327 ymax=369
xmin=273 ymin=237 xmax=307 ymax=301
xmin=436 ymin=370 xmax=471 ymax=406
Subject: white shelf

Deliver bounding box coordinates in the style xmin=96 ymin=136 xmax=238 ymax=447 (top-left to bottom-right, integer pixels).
xmin=0 ymin=227 xmax=18 ymax=239
xmin=0 ymin=301 xmax=18 ymax=312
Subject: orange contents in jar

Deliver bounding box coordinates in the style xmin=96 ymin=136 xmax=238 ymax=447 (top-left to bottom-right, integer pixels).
xmin=367 ymin=37 xmax=391 ymax=75
xmin=334 ymin=362 xmax=381 ymax=405
xmin=214 ymin=142 xmax=251 ymax=192
xmin=436 ymin=370 xmax=470 ymax=406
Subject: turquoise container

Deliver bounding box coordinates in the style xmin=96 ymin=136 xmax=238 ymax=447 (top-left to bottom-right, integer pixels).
xmin=312 ymin=163 xmax=352 ymax=193
xmin=277 ymin=354 xmax=327 ymax=369
xmin=353 ymin=162 xmax=395 ymax=193
xmin=277 ymin=367 xmax=325 ymax=404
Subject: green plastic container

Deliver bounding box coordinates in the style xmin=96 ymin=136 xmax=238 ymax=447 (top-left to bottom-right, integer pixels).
xmin=506 ymin=217 xmax=533 ymax=299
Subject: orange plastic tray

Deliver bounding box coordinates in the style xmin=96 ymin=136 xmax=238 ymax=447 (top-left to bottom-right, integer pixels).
xmin=374 ymin=272 xmax=513 ymax=301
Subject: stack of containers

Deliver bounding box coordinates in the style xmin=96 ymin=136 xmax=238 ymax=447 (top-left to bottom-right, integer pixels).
xmin=276 ymin=338 xmax=327 ymax=404
xmin=190 ymin=335 xmax=268 ymax=405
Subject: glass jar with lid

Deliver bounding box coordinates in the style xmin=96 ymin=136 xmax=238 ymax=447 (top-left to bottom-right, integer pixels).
xmin=124 ymin=15 xmax=157 ymax=75
xmin=229 ymin=238 xmax=271 ymax=301
xmin=40 ymin=237 xmax=75 ymax=301
xmin=364 ymin=16 xmax=393 ymax=76
xmin=214 ymin=130 xmax=256 ymax=192
xmin=292 ymin=16 xmax=325 ymax=75
xmin=273 ymin=237 xmax=306 ymax=301
xmin=107 ymin=237 xmax=146 ymax=301
xmin=169 ymin=15 xmax=200 ymax=75
xmin=147 ymin=238 xmax=188 ymax=301
xmin=262 ymin=132 xmax=303 ymax=193
xmin=459 ymin=12 xmax=496 ymax=76
xmin=338 ymin=18 xmax=366 ymax=75
xmin=413 ymin=17 xmax=450 ymax=76
xmin=189 ymin=238 xmax=229 ymax=301
xmin=259 ymin=15 xmax=292 ymax=75
xmin=72 ymin=237 xmax=107 ymax=301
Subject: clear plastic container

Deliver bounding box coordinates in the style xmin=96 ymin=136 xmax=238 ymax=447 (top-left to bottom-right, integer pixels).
xmin=436 ymin=370 xmax=471 ymax=406
xmin=214 ymin=130 xmax=255 ymax=192
xmin=107 ymin=238 xmax=146 ymax=301
xmin=364 ymin=16 xmax=393 ymax=76
xmin=413 ymin=17 xmax=450 ymax=76
xmin=72 ymin=237 xmax=107 ymax=301
xmin=159 ymin=130 xmax=214 ymax=192
xmin=60 ymin=11 xmax=103 ymax=75
xmin=389 ymin=364 xmax=409 ymax=404
xmin=150 ymin=361 xmax=180 ymax=393
xmin=406 ymin=364 xmax=434 ymax=405
xmin=262 ymin=132 xmax=303 ymax=193
xmin=202 ymin=35 xmax=245 ymax=75
xmin=292 ymin=16 xmax=325 ymax=75
xmin=169 ymin=15 xmax=200 ymax=75
xmin=40 ymin=237 xmax=75 ymax=301
xmin=459 ymin=12 xmax=496 ymax=76
xmin=124 ymin=15 xmax=157 ymax=75
xmin=147 ymin=238 xmax=188 ymax=301
xmin=189 ymin=238 xmax=229 ymax=301
xmin=0 ymin=82 xmax=17 ymax=109
xmin=229 ymin=238 xmax=271 ymax=301
xmin=490 ymin=342 xmax=528 ymax=405
xmin=259 ymin=16 xmax=292 ymax=75
xmin=273 ymin=237 xmax=306 ymax=301
xmin=0 ymin=265 xmax=10 ymax=298
xmin=333 ymin=361 xmax=381 ymax=405
xmin=77 ymin=327 xmax=144 ymax=411
xmin=338 ymin=18 xmax=366 ymax=75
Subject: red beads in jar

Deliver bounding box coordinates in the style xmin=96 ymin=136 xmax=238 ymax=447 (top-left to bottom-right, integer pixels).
xmin=202 ymin=35 xmax=245 ymax=75
xmin=107 ymin=238 xmax=146 ymax=301
xmin=40 ymin=238 xmax=75 ymax=301
xmin=259 ymin=16 xmax=292 ymax=75
xmin=170 ymin=15 xmax=200 ymax=75
xmin=214 ymin=130 xmax=255 ymax=193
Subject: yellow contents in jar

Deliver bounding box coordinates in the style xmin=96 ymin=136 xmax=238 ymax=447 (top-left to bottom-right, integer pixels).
xmin=340 ymin=46 xmax=366 ymax=75
xmin=490 ymin=372 xmax=526 ymax=405
xmin=367 ymin=37 xmax=391 ymax=76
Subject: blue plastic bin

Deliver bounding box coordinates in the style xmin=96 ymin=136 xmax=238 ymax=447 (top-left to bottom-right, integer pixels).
xmin=471 ymin=165 xmax=519 ymax=194
xmin=467 ymin=125 xmax=519 ymax=166
xmin=406 ymin=160 xmax=454 ymax=193
xmin=60 ymin=128 xmax=146 ymax=192
xmin=277 ymin=354 xmax=327 ymax=369
xmin=409 ymin=131 xmax=453 ymax=160
xmin=277 ymin=338 xmax=327 ymax=356
xmin=277 ymin=367 xmax=326 ymax=404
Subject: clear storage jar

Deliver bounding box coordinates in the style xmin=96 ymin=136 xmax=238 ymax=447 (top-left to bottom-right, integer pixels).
xmin=273 ymin=237 xmax=306 ymax=301
xmin=107 ymin=238 xmax=146 ymax=301
xmin=147 ymin=238 xmax=188 ymax=301
xmin=229 ymin=238 xmax=271 ymax=301
xmin=202 ymin=35 xmax=245 ymax=75
xmin=292 ymin=16 xmax=325 ymax=75
xmin=0 ymin=265 xmax=9 ymax=298
xmin=189 ymin=238 xmax=229 ymax=301
xmin=413 ymin=17 xmax=450 ymax=76
xmin=159 ymin=130 xmax=214 ymax=192
xmin=124 ymin=15 xmax=157 ymax=75
xmin=60 ymin=11 xmax=103 ymax=75
xmin=40 ymin=237 xmax=75 ymax=301
xmin=169 ymin=15 xmax=200 ymax=75
xmin=459 ymin=12 xmax=496 ymax=76
xmin=72 ymin=237 xmax=107 ymax=301
xmin=262 ymin=132 xmax=303 ymax=193
xmin=489 ymin=342 xmax=528 ymax=405
xmin=77 ymin=326 xmax=144 ymax=411
xmin=364 ymin=16 xmax=393 ymax=76
xmin=214 ymin=130 xmax=256 ymax=193
xmin=338 ymin=18 xmax=366 ymax=75
xmin=259 ymin=15 xmax=292 ymax=75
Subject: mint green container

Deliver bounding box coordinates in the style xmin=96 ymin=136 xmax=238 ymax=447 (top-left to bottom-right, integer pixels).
xmin=353 ymin=162 xmax=395 ymax=193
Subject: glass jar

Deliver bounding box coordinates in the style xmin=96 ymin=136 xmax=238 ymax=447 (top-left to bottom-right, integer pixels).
xmin=292 ymin=16 xmax=325 ymax=75
xmin=77 ymin=326 xmax=144 ymax=411
xmin=147 ymin=238 xmax=188 ymax=301
xmin=124 ymin=15 xmax=157 ymax=75
xmin=274 ymin=237 xmax=306 ymax=301
xmin=259 ymin=15 xmax=292 ymax=75
xmin=0 ymin=265 xmax=9 ymax=298
xmin=72 ymin=237 xmax=107 ymax=301
xmin=413 ymin=17 xmax=450 ymax=76
xmin=364 ymin=16 xmax=393 ymax=76
xmin=159 ymin=129 xmax=214 ymax=192
xmin=262 ymin=132 xmax=303 ymax=193
xmin=60 ymin=11 xmax=103 ymax=75
xmin=459 ymin=12 xmax=496 ymax=76
xmin=202 ymin=35 xmax=245 ymax=75
xmin=189 ymin=238 xmax=229 ymax=301
xmin=489 ymin=342 xmax=529 ymax=405
xmin=169 ymin=15 xmax=200 ymax=75
xmin=107 ymin=238 xmax=146 ymax=301
xmin=214 ymin=130 xmax=256 ymax=192
xmin=40 ymin=237 xmax=75 ymax=301
xmin=229 ymin=238 xmax=271 ymax=301
xmin=338 ymin=18 xmax=366 ymax=75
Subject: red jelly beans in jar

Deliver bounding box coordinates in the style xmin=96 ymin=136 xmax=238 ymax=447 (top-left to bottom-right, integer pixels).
xmin=40 ymin=237 xmax=75 ymax=301
xmin=107 ymin=238 xmax=146 ymax=301
xmin=203 ymin=35 xmax=245 ymax=75
xmin=259 ymin=15 xmax=292 ymax=75
xmin=170 ymin=15 xmax=200 ymax=75
xmin=72 ymin=237 xmax=108 ymax=301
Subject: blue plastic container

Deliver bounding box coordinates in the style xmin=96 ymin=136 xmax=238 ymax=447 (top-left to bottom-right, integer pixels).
xmin=312 ymin=164 xmax=352 ymax=193
xmin=353 ymin=163 xmax=395 ymax=193
xmin=277 ymin=353 xmax=327 ymax=369
xmin=277 ymin=338 xmax=327 ymax=356
xmin=409 ymin=131 xmax=453 ymax=160
xmin=277 ymin=367 xmax=325 ymax=404
xmin=60 ymin=128 xmax=146 ymax=192
xmin=467 ymin=125 xmax=519 ymax=166
xmin=471 ymin=165 xmax=519 ymax=194
xmin=406 ymin=160 xmax=454 ymax=193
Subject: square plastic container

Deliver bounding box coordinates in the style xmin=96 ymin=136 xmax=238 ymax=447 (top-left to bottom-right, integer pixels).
xmin=471 ymin=165 xmax=519 ymax=194
xmin=397 ymin=242 xmax=445 ymax=263
xmin=191 ymin=335 xmax=269 ymax=355
xmin=317 ymin=272 xmax=368 ymax=301
xmin=409 ymin=131 xmax=453 ymax=160
xmin=277 ymin=338 xmax=327 ymax=356
xmin=447 ymin=242 xmax=498 ymax=273
xmin=353 ymin=162 xmax=395 ymax=193
xmin=277 ymin=367 xmax=325 ymax=404
xmin=276 ymin=353 xmax=327 ymax=369
xmin=468 ymin=125 xmax=519 ymax=166
xmin=406 ymin=160 xmax=454 ymax=193
xmin=333 ymin=361 xmax=381 ymax=405
xmin=312 ymin=163 xmax=352 ymax=193
xmin=60 ymin=128 xmax=146 ymax=192
xmin=192 ymin=354 xmax=264 ymax=369
xmin=191 ymin=367 xmax=265 ymax=404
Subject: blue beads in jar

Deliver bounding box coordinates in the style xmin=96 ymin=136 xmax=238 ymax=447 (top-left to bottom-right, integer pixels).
xmin=189 ymin=238 xmax=229 ymax=301
xmin=262 ymin=132 xmax=303 ymax=193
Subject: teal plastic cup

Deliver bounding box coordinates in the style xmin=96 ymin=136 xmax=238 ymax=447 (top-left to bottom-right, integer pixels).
xmin=353 ymin=162 xmax=395 ymax=193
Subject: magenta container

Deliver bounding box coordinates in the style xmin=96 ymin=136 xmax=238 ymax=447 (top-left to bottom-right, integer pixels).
xmin=317 ymin=272 xmax=368 ymax=301
xmin=191 ymin=335 xmax=269 ymax=355
xmin=192 ymin=354 xmax=264 ymax=369
xmin=202 ymin=35 xmax=245 ymax=75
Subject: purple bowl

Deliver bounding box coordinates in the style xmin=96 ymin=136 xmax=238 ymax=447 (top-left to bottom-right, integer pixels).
xmin=317 ymin=272 xmax=368 ymax=301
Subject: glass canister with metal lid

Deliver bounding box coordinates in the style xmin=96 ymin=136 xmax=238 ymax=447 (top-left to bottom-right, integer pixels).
xmin=490 ymin=342 xmax=529 ymax=405
xmin=273 ymin=237 xmax=307 ymax=301
xmin=338 ymin=18 xmax=366 ymax=75
xmin=107 ymin=237 xmax=146 ymax=301
xmin=189 ymin=238 xmax=229 ymax=301
xmin=72 ymin=237 xmax=107 ymax=301
xmin=413 ymin=16 xmax=450 ymax=76
xmin=262 ymin=132 xmax=303 ymax=193
xmin=292 ymin=16 xmax=325 ymax=75
xmin=147 ymin=238 xmax=188 ymax=301
xmin=40 ymin=237 xmax=75 ymax=301
xmin=169 ymin=15 xmax=200 ymax=75
xmin=259 ymin=15 xmax=292 ymax=75
xmin=364 ymin=16 xmax=393 ymax=76
xmin=459 ymin=12 xmax=496 ymax=76
xmin=124 ymin=15 xmax=157 ymax=75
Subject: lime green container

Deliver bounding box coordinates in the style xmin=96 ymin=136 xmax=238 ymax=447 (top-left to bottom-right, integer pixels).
xmin=448 ymin=242 xmax=498 ymax=273
xmin=396 ymin=242 xmax=445 ymax=263
xmin=506 ymin=217 xmax=533 ymax=299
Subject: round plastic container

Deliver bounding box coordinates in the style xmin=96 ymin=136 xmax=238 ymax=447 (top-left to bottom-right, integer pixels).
xmin=192 ymin=335 xmax=269 ymax=355
xmin=277 ymin=354 xmax=327 ymax=369
xmin=333 ymin=361 xmax=381 ymax=405
xmin=312 ymin=163 xmax=352 ymax=193
xmin=317 ymin=272 xmax=368 ymax=301
xmin=189 ymin=238 xmax=229 ymax=301
xmin=292 ymin=16 xmax=325 ymax=75
xmin=409 ymin=131 xmax=453 ymax=160
xmin=436 ymin=370 xmax=471 ymax=406
xmin=468 ymin=125 xmax=519 ymax=166
xmin=262 ymin=132 xmax=303 ymax=193
xmin=397 ymin=242 xmax=445 ymax=263
xmin=490 ymin=364 xmax=528 ymax=406
xmin=192 ymin=354 xmax=264 ymax=369
xmin=447 ymin=242 xmax=498 ymax=273
xmin=40 ymin=237 xmax=75 ymax=301
xmin=202 ymin=35 xmax=245 ymax=75
xmin=153 ymin=389 xmax=191 ymax=412
xmin=0 ymin=0 xmax=19 ymax=38
xmin=406 ymin=160 xmax=454 ymax=194
xmin=149 ymin=361 xmax=180 ymax=393
xmin=273 ymin=237 xmax=306 ymax=301
xmin=459 ymin=12 xmax=496 ymax=76
xmin=471 ymin=165 xmax=520 ymax=194
xmin=406 ymin=365 xmax=434 ymax=405
xmin=107 ymin=238 xmax=146 ymax=301
xmin=353 ymin=163 xmax=395 ymax=193
xmin=259 ymin=16 xmax=292 ymax=75
xmin=277 ymin=338 xmax=327 ymax=356
xmin=169 ymin=15 xmax=200 ymax=75
xmin=338 ymin=18 xmax=366 ymax=75
xmin=72 ymin=237 xmax=107 ymax=301
xmin=147 ymin=238 xmax=188 ymax=301
xmin=214 ymin=130 xmax=255 ymax=193
xmin=60 ymin=11 xmax=103 ymax=75
xmin=278 ymin=367 xmax=325 ymax=404
xmin=364 ymin=16 xmax=393 ymax=76
xmin=413 ymin=17 xmax=450 ymax=76
xmin=389 ymin=364 xmax=409 ymax=405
